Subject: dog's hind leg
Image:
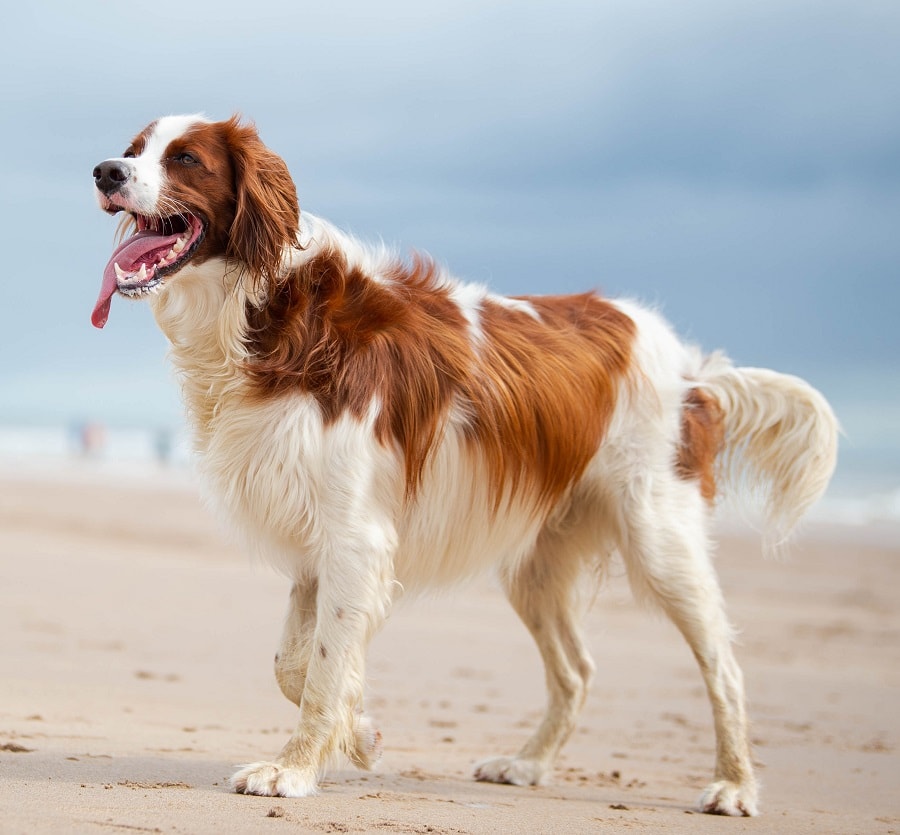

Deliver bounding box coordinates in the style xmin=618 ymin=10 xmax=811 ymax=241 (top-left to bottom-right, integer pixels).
xmin=617 ymin=478 xmax=758 ymax=816
xmin=475 ymin=529 xmax=595 ymax=786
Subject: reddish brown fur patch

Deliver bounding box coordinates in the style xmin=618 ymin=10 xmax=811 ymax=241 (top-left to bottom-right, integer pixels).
xmin=245 ymin=250 xmax=474 ymax=496
xmin=677 ymin=387 xmax=725 ymax=502
xmin=125 ymin=122 xmax=155 ymax=158
xmin=471 ymin=294 xmax=635 ymax=509
xmin=217 ymin=118 xmax=300 ymax=289
xmin=244 ymin=249 xmax=636 ymax=509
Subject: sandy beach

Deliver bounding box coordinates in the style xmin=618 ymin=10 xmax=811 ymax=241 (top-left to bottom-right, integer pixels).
xmin=0 ymin=466 xmax=897 ymax=834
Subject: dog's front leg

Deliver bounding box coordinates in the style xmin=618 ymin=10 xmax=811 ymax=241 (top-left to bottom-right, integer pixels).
xmin=232 ymin=534 xmax=395 ymax=797
xmin=274 ymin=579 xmax=318 ymax=707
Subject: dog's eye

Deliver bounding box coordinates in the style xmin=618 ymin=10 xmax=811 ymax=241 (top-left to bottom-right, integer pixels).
xmin=123 ymin=148 xmax=135 ymax=159
xmin=174 ymin=152 xmax=199 ymax=166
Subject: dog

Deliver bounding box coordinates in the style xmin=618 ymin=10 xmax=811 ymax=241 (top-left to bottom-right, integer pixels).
xmin=91 ymin=114 xmax=838 ymax=815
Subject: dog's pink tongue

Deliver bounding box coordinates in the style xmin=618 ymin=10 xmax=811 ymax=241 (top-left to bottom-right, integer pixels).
xmin=91 ymin=230 xmax=176 ymax=329
xmin=91 ymin=261 xmax=118 ymax=329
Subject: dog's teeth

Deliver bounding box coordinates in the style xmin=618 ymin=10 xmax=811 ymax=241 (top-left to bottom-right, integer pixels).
xmin=137 ymin=263 xmax=148 ymax=281
xmin=173 ymin=236 xmax=186 ymax=253
xmin=114 ymin=262 xmax=128 ymax=280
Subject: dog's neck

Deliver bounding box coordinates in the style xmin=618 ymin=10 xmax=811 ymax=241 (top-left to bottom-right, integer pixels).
xmin=148 ymin=258 xmax=247 ymax=448
xmin=147 ymin=214 xmax=339 ymax=447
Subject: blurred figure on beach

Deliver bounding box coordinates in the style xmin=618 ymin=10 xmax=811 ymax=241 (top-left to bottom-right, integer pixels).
xmin=73 ymin=421 xmax=107 ymax=459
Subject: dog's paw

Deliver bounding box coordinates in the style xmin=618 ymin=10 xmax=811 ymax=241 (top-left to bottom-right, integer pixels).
xmin=349 ymin=715 xmax=383 ymax=770
xmin=231 ymin=761 xmax=318 ymax=797
xmin=699 ymin=779 xmax=759 ymax=816
xmin=473 ymin=756 xmax=546 ymax=786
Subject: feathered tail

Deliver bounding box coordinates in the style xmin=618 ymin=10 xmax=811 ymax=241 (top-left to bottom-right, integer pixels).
xmin=696 ymin=354 xmax=839 ymax=551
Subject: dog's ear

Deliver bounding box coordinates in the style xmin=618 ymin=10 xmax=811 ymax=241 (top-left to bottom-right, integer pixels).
xmin=223 ymin=115 xmax=299 ymax=295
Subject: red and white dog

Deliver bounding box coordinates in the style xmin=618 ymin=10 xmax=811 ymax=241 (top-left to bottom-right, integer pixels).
xmin=92 ymin=114 xmax=838 ymax=815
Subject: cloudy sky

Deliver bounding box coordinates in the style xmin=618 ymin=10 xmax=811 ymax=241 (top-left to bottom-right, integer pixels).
xmin=1 ymin=0 xmax=897 ymax=434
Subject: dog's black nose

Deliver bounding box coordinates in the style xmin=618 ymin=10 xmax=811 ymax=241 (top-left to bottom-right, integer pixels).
xmin=93 ymin=159 xmax=130 ymax=195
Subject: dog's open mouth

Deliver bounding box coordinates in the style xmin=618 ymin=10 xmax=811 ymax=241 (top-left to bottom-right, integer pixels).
xmin=91 ymin=213 xmax=206 ymax=328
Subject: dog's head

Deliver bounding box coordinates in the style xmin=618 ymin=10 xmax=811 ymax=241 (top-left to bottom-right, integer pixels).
xmin=91 ymin=114 xmax=299 ymax=328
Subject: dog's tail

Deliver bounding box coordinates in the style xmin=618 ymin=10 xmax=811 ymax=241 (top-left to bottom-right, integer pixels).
xmin=695 ymin=354 xmax=839 ymax=551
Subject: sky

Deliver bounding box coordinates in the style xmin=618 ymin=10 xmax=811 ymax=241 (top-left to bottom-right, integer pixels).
xmin=0 ymin=0 xmax=898 ymax=441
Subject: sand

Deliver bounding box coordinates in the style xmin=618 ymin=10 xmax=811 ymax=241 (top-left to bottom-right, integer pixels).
xmin=0 ymin=466 xmax=898 ymax=834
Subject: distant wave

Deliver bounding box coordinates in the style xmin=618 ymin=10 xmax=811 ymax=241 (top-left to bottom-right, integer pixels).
xmin=809 ymin=489 xmax=900 ymax=527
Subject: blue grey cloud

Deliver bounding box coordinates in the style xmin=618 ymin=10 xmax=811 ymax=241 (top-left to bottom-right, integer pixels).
xmin=0 ymin=0 xmax=897 ymax=427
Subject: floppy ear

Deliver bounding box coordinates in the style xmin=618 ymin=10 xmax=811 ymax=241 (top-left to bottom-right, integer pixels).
xmin=223 ymin=115 xmax=299 ymax=295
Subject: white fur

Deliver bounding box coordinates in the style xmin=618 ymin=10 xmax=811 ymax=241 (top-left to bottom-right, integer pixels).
xmin=490 ymin=293 xmax=541 ymax=320
xmin=448 ymin=281 xmax=486 ymax=344
xmin=106 ymin=119 xmax=838 ymax=816
xmin=99 ymin=114 xmax=208 ymax=216
xmin=698 ymin=360 xmax=840 ymax=551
